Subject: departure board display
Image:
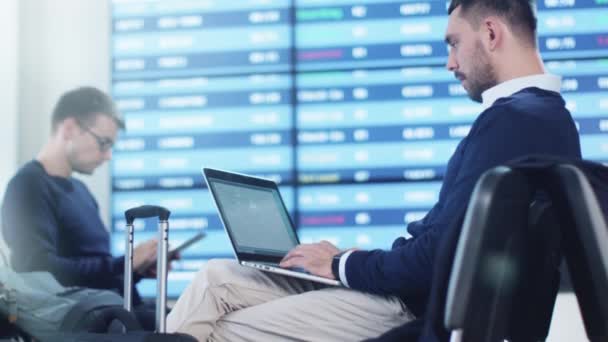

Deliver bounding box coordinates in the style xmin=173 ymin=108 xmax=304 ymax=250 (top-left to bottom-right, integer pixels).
xmin=295 ymin=0 xmax=608 ymax=70
xmin=111 ymin=0 xmax=608 ymax=297
xmin=112 ymin=0 xmax=293 ymax=78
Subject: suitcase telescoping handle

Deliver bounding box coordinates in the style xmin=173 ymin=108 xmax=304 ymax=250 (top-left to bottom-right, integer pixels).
xmin=124 ymin=205 xmax=171 ymax=333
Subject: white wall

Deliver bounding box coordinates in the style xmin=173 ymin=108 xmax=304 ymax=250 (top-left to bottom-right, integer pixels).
xmin=0 ymin=0 xmax=19 ymax=200
xmin=0 ymin=0 xmax=19 ymax=262
xmin=18 ymin=0 xmax=112 ymax=226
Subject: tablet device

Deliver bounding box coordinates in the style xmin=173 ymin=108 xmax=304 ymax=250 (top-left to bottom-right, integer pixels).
xmin=136 ymin=232 xmax=206 ymax=272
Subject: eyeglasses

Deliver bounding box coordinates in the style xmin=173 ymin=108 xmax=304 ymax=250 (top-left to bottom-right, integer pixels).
xmin=78 ymin=123 xmax=115 ymax=152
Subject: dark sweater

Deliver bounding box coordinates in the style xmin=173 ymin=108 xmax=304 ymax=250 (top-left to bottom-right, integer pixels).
xmin=344 ymin=87 xmax=582 ymax=315
xmin=1 ymin=161 xmax=128 ymax=293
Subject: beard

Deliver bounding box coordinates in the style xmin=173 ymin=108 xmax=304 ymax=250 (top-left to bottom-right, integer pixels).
xmin=462 ymin=40 xmax=498 ymax=103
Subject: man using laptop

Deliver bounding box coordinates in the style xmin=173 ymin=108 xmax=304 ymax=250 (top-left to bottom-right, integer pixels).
xmin=167 ymin=1 xmax=582 ymax=340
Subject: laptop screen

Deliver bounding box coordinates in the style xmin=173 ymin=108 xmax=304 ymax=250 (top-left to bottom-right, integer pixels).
xmin=207 ymin=177 xmax=298 ymax=257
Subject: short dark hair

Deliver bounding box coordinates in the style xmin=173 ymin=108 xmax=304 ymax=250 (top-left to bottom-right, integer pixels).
xmin=448 ymin=0 xmax=537 ymax=47
xmin=51 ymin=86 xmax=124 ymax=131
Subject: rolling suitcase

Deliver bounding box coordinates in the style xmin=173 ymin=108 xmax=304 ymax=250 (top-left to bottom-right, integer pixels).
xmin=42 ymin=205 xmax=197 ymax=341
xmin=123 ymin=205 xmax=172 ymax=333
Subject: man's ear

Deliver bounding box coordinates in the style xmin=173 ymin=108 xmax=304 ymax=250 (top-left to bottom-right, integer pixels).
xmin=482 ymin=16 xmax=503 ymax=51
xmin=57 ymin=117 xmax=79 ymax=140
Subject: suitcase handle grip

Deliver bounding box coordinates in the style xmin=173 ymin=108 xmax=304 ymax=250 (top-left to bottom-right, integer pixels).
xmin=125 ymin=205 xmax=171 ymax=224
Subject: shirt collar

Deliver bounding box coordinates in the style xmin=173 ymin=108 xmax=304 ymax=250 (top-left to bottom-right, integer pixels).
xmin=481 ymin=74 xmax=562 ymax=108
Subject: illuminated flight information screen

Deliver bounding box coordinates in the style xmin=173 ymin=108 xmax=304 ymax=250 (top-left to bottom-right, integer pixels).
xmin=295 ymin=0 xmax=608 ymax=70
xmin=111 ymin=0 xmax=608 ymax=297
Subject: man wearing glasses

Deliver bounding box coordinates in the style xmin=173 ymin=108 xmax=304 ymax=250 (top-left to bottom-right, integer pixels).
xmin=1 ymin=86 xmax=159 ymax=329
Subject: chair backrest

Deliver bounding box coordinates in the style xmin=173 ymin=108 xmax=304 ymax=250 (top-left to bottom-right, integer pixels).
xmin=444 ymin=164 xmax=566 ymax=342
xmin=444 ymin=166 xmax=536 ymax=341
xmin=445 ymin=161 xmax=608 ymax=342
xmin=548 ymin=164 xmax=608 ymax=341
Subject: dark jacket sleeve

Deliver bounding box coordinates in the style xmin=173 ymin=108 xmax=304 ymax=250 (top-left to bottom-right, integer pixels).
xmin=1 ymin=172 xmax=125 ymax=290
xmin=343 ymin=106 xmax=570 ymax=300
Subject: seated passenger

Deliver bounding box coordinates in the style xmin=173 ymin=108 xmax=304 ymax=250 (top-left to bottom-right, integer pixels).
xmin=2 ymin=86 xmax=161 ymax=329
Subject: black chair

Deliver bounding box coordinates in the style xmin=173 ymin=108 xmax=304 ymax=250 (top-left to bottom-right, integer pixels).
xmin=445 ymin=162 xmax=608 ymax=342
xmin=443 ymin=166 xmax=560 ymax=342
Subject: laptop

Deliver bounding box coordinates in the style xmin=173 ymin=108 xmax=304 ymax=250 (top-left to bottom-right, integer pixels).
xmin=202 ymin=168 xmax=341 ymax=286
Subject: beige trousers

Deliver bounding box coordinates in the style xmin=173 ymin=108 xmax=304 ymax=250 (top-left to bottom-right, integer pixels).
xmin=166 ymin=259 xmax=415 ymax=341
